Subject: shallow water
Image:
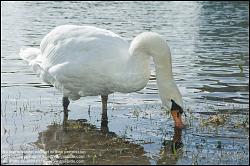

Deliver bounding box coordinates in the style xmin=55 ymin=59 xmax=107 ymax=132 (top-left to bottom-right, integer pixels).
xmin=1 ymin=1 xmax=249 ymax=165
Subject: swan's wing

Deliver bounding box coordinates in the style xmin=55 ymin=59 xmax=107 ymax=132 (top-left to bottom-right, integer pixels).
xmin=40 ymin=25 xmax=129 ymax=68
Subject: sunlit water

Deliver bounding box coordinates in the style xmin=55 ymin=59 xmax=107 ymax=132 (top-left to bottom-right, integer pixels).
xmin=1 ymin=1 xmax=249 ymax=165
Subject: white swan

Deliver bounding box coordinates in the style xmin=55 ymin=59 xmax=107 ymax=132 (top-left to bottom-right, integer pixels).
xmin=20 ymin=25 xmax=184 ymax=128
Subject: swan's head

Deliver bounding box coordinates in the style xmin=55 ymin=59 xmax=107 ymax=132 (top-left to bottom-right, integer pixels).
xmin=160 ymin=81 xmax=183 ymax=112
xmin=170 ymin=83 xmax=183 ymax=111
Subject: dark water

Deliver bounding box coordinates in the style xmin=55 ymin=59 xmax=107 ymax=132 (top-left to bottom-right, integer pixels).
xmin=1 ymin=1 xmax=249 ymax=165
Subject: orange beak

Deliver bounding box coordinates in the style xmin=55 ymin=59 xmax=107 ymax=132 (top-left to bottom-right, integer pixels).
xmin=171 ymin=110 xmax=185 ymax=129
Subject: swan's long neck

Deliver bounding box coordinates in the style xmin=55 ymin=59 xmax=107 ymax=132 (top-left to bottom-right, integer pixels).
xmin=153 ymin=51 xmax=182 ymax=110
xmin=129 ymin=32 xmax=183 ymax=109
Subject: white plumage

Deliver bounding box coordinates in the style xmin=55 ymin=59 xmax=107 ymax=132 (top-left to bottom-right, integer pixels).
xmin=20 ymin=25 xmax=183 ymax=110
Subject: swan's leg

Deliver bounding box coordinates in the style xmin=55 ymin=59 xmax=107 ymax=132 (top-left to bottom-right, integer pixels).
xmin=101 ymin=95 xmax=108 ymax=121
xmin=62 ymin=97 xmax=70 ymax=121
xmin=100 ymin=95 xmax=109 ymax=132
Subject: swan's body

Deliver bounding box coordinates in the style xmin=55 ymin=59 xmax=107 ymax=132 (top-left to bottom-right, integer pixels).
xmin=21 ymin=25 xmax=149 ymax=98
xmin=20 ymin=25 xmax=184 ymax=128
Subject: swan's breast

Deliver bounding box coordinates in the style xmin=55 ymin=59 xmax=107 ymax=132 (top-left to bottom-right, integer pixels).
xmin=114 ymin=57 xmax=151 ymax=93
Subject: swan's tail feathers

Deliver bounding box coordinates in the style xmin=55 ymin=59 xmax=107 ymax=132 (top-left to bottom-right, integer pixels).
xmin=19 ymin=47 xmax=42 ymax=76
xmin=19 ymin=47 xmax=41 ymax=63
xmin=19 ymin=47 xmax=55 ymax=85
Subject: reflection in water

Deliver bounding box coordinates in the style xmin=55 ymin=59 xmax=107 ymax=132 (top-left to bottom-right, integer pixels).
xmin=35 ymin=116 xmax=183 ymax=165
xmin=35 ymin=119 xmax=149 ymax=165
xmin=157 ymin=127 xmax=183 ymax=165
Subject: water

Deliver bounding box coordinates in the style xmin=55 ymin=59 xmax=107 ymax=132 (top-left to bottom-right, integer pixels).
xmin=1 ymin=1 xmax=249 ymax=165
